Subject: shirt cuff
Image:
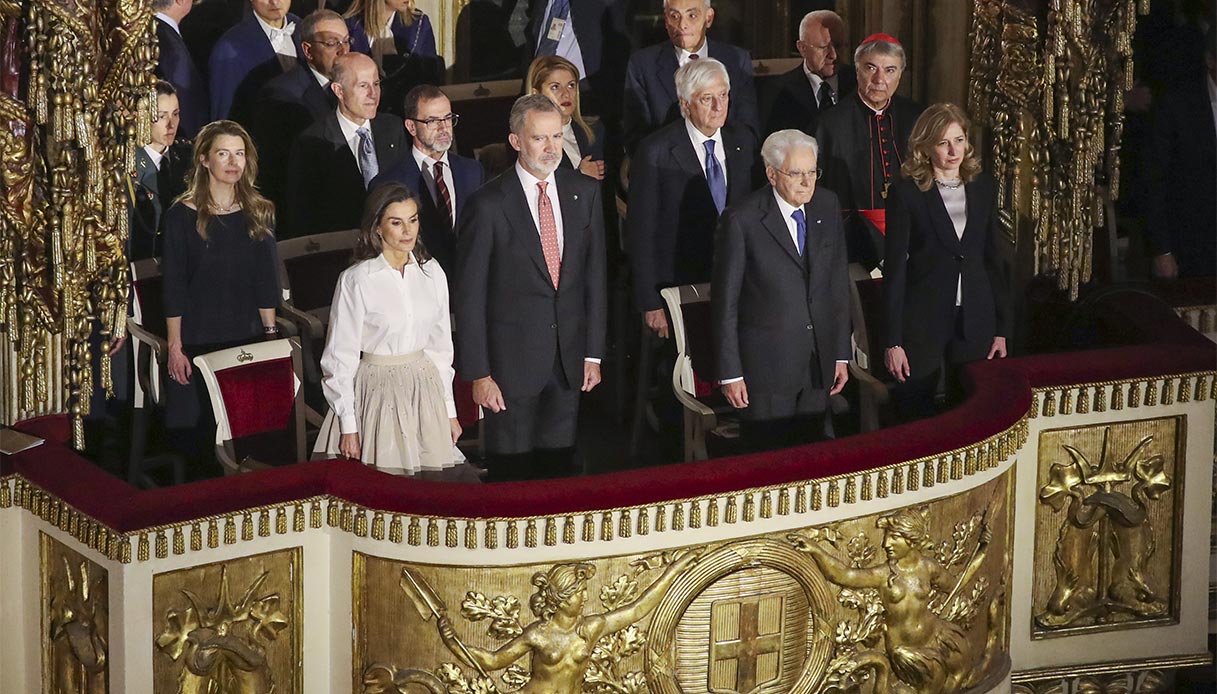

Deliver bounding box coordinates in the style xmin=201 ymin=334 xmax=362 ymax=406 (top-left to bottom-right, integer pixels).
xmin=720 ymin=377 xmax=743 ymax=385
xmin=584 ymin=358 xmax=602 ymax=364
xmin=340 ymin=414 xmax=358 ymax=434
xmin=836 ymin=359 xmax=849 ymax=364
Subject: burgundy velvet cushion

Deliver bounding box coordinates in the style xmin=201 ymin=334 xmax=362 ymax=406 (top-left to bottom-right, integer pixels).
xmin=285 ymin=249 xmax=351 ymax=312
xmin=215 ymin=357 xmax=295 ymax=438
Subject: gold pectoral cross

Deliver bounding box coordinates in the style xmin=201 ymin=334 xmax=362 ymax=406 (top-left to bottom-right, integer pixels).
xmin=881 ymin=181 xmax=890 ymax=200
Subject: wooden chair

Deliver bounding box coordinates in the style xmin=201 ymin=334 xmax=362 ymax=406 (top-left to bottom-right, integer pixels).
xmin=660 ymin=284 xmax=738 ymax=462
xmin=846 ymin=264 xmax=896 ymax=432
xmin=125 ymin=258 xmax=186 ymax=487
xmin=192 ymin=338 xmax=308 ymax=474
xmin=277 ymin=229 xmax=358 ymax=395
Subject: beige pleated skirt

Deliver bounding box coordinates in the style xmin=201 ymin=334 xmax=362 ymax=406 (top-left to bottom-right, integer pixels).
xmin=314 ymin=351 xmax=464 ymax=476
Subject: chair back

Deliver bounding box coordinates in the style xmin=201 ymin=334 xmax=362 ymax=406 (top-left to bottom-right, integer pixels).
xmin=193 ymin=338 xmax=306 ymax=471
xmin=278 ymin=229 xmax=359 ymax=313
xmin=661 ymin=284 xmax=717 ymax=397
xmin=129 ymin=258 xmax=166 ymax=406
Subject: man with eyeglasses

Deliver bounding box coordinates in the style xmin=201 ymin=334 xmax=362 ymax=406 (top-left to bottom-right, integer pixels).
xmin=371 ymin=85 xmax=486 ymax=277
xmin=253 ymin=10 xmax=351 ymax=211
xmin=761 ymin=10 xmax=855 ymax=140
xmin=283 ymin=52 xmax=408 ymax=239
xmin=815 ymin=33 xmax=924 ymax=270
xmin=622 ymin=0 xmax=759 ymax=152
xmin=712 ymin=129 xmax=850 ymax=452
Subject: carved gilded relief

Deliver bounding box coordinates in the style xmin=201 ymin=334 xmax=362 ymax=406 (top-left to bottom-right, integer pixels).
xmin=354 ymin=474 xmax=1011 ymax=694
xmin=1033 ymin=417 xmax=1183 ymax=638
xmin=152 ymin=547 xmax=303 ymax=693
xmin=41 ymin=531 xmax=108 ymax=694
xmin=1013 ymin=668 xmax=1172 ymax=694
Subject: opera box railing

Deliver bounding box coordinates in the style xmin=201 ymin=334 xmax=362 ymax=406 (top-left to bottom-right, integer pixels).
xmin=0 ymin=325 xmax=1212 ymax=693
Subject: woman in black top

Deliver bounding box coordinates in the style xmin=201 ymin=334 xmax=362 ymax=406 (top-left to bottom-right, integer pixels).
xmin=162 ymin=120 xmax=280 ymax=435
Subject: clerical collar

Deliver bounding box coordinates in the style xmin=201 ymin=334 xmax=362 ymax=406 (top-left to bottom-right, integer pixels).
xmin=858 ymin=93 xmax=889 ymax=116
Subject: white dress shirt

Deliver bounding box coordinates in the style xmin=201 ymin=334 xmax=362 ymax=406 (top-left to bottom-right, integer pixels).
xmin=309 ymin=65 xmax=330 ymax=89
xmin=685 ymin=118 xmax=727 ymax=187
xmin=143 ymin=144 xmax=166 ymax=170
xmin=413 ymin=146 xmax=458 ymax=217
xmin=321 ymin=253 xmax=456 ymax=433
xmin=535 ymin=0 xmax=587 ymax=79
xmin=155 ymin=12 xmax=181 ymax=35
xmin=336 ymin=109 xmax=372 ymax=173
xmin=561 ymin=122 xmax=583 ymax=169
xmin=255 ymin=12 xmax=297 ymax=58
xmin=803 ymin=65 xmax=839 ymax=108
xmin=515 ymin=161 xmax=565 ymax=256
xmin=676 ymin=40 xmax=708 ymax=67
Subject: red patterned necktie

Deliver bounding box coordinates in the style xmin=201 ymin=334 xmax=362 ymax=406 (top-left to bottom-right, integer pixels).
xmin=536 ymin=181 xmax=561 ymax=289
xmin=433 ymin=160 xmax=453 ymax=227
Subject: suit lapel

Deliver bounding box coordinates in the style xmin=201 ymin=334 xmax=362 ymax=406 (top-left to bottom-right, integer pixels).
xmin=723 ymin=128 xmax=750 ymax=200
xmin=371 ymin=117 xmax=400 ymax=163
xmin=557 ymin=174 xmax=583 ymax=286
xmin=503 ymin=174 xmax=553 ymax=285
xmin=960 ymin=179 xmax=987 ymax=247
xmin=925 ymin=184 xmax=963 ymax=252
xmin=652 ymin=46 xmax=679 ymax=104
xmin=670 ymin=130 xmax=704 ymax=180
xmin=760 ymin=190 xmax=804 ymax=269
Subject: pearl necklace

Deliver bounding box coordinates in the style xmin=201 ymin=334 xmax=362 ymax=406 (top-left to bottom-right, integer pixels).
xmin=934 ymin=178 xmax=963 ymax=190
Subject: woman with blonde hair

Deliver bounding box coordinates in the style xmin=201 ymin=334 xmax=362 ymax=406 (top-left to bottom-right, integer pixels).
xmin=161 ymin=120 xmax=282 ymax=468
xmin=526 ymin=54 xmax=606 ymax=181
xmin=882 ymin=102 xmax=1010 ymax=419
xmin=314 ymin=182 xmax=476 ymax=480
xmin=344 ymin=0 xmax=436 ymax=65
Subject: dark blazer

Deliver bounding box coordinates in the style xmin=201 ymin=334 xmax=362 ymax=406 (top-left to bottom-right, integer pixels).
xmin=713 ymin=186 xmax=851 ymax=395
xmin=525 ymin=0 xmax=631 ymax=114
xmin=346 ymin=10 xmax=437 ymax=57
xmin=283 ymin=111 xmax=408 ymax=239
xmin=155 ymin=18 xmax=209 ymax=138
xmin=369 ymin=149 xmax=485 ymax=275
xmin=557 ymin=119 xmax=607 ymax=170
xmin=883 ymin=173 xmax=1011 ymax=372
xmin=251 ymin=64 xmax=336 ymax=209
xmin=1144 ymin=78 xmax=1217 ymax=278
xmin=208 ymin=12 xmax=304 ymax=123
xmin=622 ymin=39 xmax=759 ymax=151
xmin=760 ymin=64 xmax=856 ymax=139
xmin=627 ymin=120 xmax=755 ymax=312
xmin=454 ymin=167 xmax=607 ymax=398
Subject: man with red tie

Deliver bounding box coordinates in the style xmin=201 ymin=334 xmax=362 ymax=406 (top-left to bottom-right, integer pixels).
xmin=455 ymin=95 xmax=607 ymax=481
xmin=816 ymin=33 xmax=924 ymax=270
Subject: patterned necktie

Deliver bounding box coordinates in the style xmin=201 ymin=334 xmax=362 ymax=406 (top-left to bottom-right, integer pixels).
xmin=433 ymin=160 xmax=453 ymax=227
xmin=704 ymin=140 xmax=726 ymax=214
xmin=689 ymin=53 xmax=699 ymax=60
xmin=356 ymin=126 xmax=378 ymax=188
xmin=536 ymin=0 xmax=571 ymax=57
xmin=818 ymin=80 xmax=834 ymax=108
xmin=792 ymin=208 xmax=807 ymax=256
xmin=536 ymin=181 xmax=561 ymax=288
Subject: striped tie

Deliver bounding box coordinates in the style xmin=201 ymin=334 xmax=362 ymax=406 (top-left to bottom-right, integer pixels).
xmin=433 ymin=160 xmax=453 ymax=227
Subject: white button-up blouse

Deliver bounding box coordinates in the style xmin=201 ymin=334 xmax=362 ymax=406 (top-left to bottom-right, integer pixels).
xmin=321 ymin=253 xmax=457 ymax=434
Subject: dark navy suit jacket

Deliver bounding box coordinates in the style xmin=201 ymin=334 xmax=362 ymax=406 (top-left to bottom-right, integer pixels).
xmin=346 ymin=11 xmax=437 ymax=57
xmin=155 ymin=18 xmax=209 ymax=138
xmin=370 ymin=149 xmax=485 ymax=275
xmin=557 ymin=119 xmax=606 ymax=170
xmin=251 ymin=64 xmax=336 ymax=209
xmin=622 ymin=39 xmax=759 ymax=151
xmin=208 ymin=12 xmax=303 ymax=123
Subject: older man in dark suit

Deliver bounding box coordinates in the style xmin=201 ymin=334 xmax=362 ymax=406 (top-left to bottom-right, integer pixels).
xmin=251 ymin=10 xmax=349 ymax=210
xmin=713 ymin=129 xmax=850 ymax=451
xmin=154 ymin=0 xmax=209 ymax=138
xmin=455 ymin=95 xmax=606 ymax=481
xmin=371 ymin=85 xmax=485 ymax=276
xmin=622 ymin=0 xmax=759 ymax=151
xmin=208 ymin=0 xmax=304 ymax=122
xmin=761 ymin=10 xmax=855 ymax=139
xmin=283 ymin=52 xmax=407 ymax=239
xmin=628 ymin=57 xmax=753 ymax=338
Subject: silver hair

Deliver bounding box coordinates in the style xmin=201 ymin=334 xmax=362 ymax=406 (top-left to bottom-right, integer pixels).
xmin=663 ymin=0 xmax=712 ymax=8
xmin=761 ymin=130 xmax=818 ymax=170
xmin=854 ymin=36 xmax=906 ymax=68
xmin=674 ymin=57 xmax=730 ymax=104
xmin=509 ymin=93 xmax=562 ymax=135
xmin=797 ymin=9 xmax=842 ymax=40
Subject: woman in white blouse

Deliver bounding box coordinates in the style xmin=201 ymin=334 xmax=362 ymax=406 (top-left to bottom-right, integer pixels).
xmin=314 ymin=182 xmax=465 ymax=476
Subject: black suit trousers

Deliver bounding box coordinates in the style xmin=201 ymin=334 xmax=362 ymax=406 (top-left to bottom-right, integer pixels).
xmin=483 ymin=350 xmax=579 ymax=455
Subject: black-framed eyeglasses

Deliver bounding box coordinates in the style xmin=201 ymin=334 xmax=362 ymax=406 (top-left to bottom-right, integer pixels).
xmin=308 ymin=36 xmax=353 ymax=49
xmin=776 ymin=168 xmax=822 ymax=181
xmin=409 ymin=114 xmax=460 ymax=128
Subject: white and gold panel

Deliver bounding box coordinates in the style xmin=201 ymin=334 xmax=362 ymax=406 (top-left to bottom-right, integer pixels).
xmin=40 ymin=531 xmax=108 ymax=694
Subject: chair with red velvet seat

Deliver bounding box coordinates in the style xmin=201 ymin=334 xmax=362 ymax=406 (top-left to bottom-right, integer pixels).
xmin=192 ymin=338 xmax=308 ymax=474
xmin=846 ymin=264 xmax=896 ymax=432
xmin=125 ymin=258 xmax=186 ymax=487
xmin=276 ymin=229 xmax=358 ymax=401
xmin=660 ymin=284 xmax=739 ymax=462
